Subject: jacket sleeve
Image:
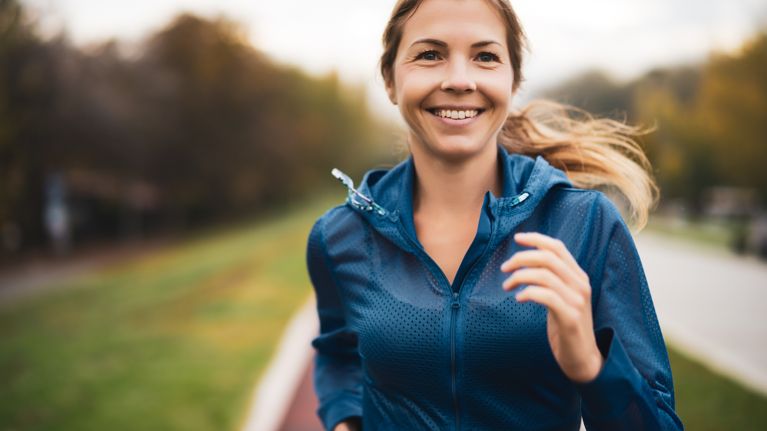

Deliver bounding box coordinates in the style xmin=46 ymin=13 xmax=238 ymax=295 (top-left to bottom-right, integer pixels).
xmin=573 ymin=194 xmax=685 ymax=430
xmin=306 ymin=214 xmax=363 ymax=430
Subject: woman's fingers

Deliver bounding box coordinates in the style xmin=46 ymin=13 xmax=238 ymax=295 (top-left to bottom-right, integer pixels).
xmin=514 ymin=285 xmax=576 ymax=321
xmin=501 ymin=249 xmax=581 ymax=290
xmin=513 ymin=232 xmax=579 ymax=267
xmin=515 ymin=232 xmax=589 ymax=281
xmin=502 ymin=267 xmax=585 ymax=307
xmin=502 ymin=232 xmax=591 ymax=297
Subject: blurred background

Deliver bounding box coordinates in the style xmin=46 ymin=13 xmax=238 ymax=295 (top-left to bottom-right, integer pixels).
xmin=1 ymin=0 xmax=766 ymax=430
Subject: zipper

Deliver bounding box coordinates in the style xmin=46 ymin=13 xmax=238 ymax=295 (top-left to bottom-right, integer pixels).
xmin=446 ymin=201 xmax=503 ymax=430
xmin=450 ymin=291 xmax=461 ymax=430
xmin=394 ymin=220 xmax=463 ymax=428
xmin=352 ymin=177 xmax=530 ymax=431
xmin=445 ymin=192 xmax=530 ymax=430
xmin=393 ymin=192 xmax=530 ymax=431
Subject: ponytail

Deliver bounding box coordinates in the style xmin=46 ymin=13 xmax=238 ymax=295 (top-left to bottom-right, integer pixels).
xmin=500 ymin=99 xmax=659 ymax=232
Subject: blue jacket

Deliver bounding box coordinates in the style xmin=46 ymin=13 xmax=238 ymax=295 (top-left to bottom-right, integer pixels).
xmin=306 ymin=144 xmax=684 ymax=430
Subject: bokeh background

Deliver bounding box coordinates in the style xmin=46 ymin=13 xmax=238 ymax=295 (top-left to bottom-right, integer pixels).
xmin=1 ymin=0 xmax=766 ymax=430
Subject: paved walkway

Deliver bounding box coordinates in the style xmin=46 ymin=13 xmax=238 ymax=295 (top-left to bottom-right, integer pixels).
xmin=278 ymin=361 xmax=324 ymax=431
xmin=271 ymin=231 xmax=767 ymax=430
xmin=635 ymin=231 xmax=767 ymax=395
xmin=0 ymin=237 xmax=170 ymax=305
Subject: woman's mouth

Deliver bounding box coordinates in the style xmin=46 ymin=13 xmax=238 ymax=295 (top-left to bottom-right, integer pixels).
xmin=426 ymin=108 xmax=485 ymax=125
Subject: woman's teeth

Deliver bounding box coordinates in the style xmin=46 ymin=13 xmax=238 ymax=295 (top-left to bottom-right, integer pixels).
xmin=432 ymin=109 xmax=480 ymax=119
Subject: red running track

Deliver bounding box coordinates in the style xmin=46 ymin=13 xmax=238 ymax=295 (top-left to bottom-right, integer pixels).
xmin=278 ymin=360 xmax=324 ymax=431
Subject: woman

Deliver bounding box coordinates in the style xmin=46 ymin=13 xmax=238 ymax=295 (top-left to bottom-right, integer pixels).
xmin=306 ymin=0 xmax=685 ymax=430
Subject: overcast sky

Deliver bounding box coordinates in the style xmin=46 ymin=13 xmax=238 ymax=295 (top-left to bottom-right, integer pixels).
xmin=22 ymin=0 xmax=767 ymax=119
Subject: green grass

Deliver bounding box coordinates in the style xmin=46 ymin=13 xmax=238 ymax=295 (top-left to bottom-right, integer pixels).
xmin=645 ymin=214 xmax=739 ymax=251
xmin=669 ymin=347 xmax=767 ymax=430
xmin=0 ymin=195 xmax=340 ymax=431
xmin=1 ymin=196 xmax=766 ymax=430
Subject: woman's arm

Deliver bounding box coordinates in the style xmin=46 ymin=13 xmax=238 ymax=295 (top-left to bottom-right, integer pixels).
xmin=307 ymin=213 xmax=364 ymax=430
xmin=573 ymin=193 xmax=684 ymax=430
xmin=500 ymin=190 xmax=683 ymax=429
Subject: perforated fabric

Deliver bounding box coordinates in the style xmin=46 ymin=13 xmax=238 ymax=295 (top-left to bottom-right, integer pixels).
xmin=306 ymin=144 xmax=684 ymax=431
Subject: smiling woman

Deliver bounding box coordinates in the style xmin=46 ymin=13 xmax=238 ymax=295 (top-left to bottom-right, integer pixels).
xmin=307 ymin=0 xmax=685 ymax=430
xmin=383 ymin=1 xmax=514 ymax=169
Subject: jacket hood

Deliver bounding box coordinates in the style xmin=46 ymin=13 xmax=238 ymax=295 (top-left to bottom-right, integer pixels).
xmin=332 ymin=144 xmax=573 ymax=254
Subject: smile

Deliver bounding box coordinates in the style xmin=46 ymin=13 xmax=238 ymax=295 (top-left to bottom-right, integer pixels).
xmin=426 ymin=108 xmax=485 ymax=124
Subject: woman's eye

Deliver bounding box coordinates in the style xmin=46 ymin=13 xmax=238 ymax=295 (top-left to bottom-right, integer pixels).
xmin=477 ymin=52 xmax=500 ymax=63
xmin=416 ymin=50 xmax=441 ymax=61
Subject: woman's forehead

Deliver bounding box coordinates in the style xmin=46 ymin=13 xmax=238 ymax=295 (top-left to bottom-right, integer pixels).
xmin=399 ymin=0 xmax=508 ymax=47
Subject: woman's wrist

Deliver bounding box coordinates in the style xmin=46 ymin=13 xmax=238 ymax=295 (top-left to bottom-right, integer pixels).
xmin=570 ymin=348 xmax=605 ymax=384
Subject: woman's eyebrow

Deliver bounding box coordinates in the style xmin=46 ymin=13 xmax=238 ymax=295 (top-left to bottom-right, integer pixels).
xmin=409 ymin=38 xmax=502 ymax=48
xmin=471 ymin=40 xmax=502 ymax=48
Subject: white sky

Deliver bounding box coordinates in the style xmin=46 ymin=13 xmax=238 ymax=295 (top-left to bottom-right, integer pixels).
xmin=22 ymin=0 xmax=767 ymax=120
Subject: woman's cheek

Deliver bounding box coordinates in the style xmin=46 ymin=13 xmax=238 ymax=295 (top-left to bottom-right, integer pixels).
xmin=397 ymin=71 xmax=436 ymax=105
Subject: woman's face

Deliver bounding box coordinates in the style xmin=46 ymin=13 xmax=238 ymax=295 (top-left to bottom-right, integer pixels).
xmin=386 ymin=0 xmax=514 ymax=162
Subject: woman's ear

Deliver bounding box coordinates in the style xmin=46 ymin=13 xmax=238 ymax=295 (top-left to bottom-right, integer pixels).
xmin=384 ymin=76 xmax=397 ymax=105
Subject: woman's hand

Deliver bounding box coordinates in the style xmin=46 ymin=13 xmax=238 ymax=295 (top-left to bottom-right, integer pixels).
xmin=500 ymin=232 xmax=604 ymax=383
xmin=333 ymin=417 xmax=361 ymax=431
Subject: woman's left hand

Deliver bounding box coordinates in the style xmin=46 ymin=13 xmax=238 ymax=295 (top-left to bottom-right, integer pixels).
xmin=500 ymin=232 xmax=604 ymax=383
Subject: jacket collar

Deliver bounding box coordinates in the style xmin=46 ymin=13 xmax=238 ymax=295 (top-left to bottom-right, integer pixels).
xmin=334 ymin=144 xmax=573 ymax=253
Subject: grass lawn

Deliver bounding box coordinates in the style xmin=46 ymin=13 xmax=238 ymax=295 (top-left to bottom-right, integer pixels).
xmin=669 ymin=348 xmax=767 ymax=430
xmin=0 ymin=196 xmax=338 ymax=431
xmin=645 ymin=213 xmax=738 ymax=251
xmin=1 ymin=195 xmax=765 ymax=430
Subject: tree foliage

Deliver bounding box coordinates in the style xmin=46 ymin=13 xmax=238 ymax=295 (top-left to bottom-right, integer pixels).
xmin=0 ymin=2 xmax=386 ymax=256
xmin=542 ymin=32 xmax=767 ymax=213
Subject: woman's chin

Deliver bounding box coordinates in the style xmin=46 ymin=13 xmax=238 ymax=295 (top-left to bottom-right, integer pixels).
xmin=424 ymin=138 xmax=495 ymax=163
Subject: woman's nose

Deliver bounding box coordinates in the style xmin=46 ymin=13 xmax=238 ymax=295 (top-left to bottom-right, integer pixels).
xmin=440 ymin=59 xmax=477 ymax=93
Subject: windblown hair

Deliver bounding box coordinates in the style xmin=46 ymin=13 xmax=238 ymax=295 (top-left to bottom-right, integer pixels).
xmin=379 ymin=0 xmax=659 ymax=231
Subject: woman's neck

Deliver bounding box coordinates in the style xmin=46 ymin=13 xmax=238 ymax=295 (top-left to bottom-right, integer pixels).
xmin=410 ymin=142 xmax=502 ymax=218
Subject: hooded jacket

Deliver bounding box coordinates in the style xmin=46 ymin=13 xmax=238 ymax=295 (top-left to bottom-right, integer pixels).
xmin=306 ymin=144 xmax=684 ymax=431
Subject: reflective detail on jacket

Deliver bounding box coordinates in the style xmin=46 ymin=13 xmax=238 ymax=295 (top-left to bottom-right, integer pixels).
xmin=306 ymin=144 xmax=684 ymax=430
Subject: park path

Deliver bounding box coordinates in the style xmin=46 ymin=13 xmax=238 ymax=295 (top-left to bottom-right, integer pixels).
xmin=635 ymin=232 xmax=767 ymax=395
xmin=0 ymin=237 xmax=170 ymax=304
xmin=277 ymin=362 xmax=324 ymax=431
xmin=270 ymin=230 xmax=767 ymax=430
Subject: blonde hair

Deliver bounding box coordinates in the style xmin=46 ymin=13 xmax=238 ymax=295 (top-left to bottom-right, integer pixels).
xmin=379 ymin=0 xmax=658 ymax=231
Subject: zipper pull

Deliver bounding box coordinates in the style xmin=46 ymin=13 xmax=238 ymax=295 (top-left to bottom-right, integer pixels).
xmin=452 ymin=291 xmax=460 ymax=308
xmin=510 ymin=191 xmax=530 ymax=207
xmin=331 ymin=168 xmax=388 ymax=217
xmin=331 ymin=168 xmax=355 ymax=190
